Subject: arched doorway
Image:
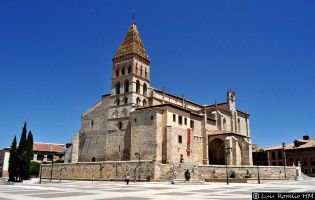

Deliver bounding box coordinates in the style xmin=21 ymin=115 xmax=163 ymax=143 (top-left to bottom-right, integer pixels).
xmin=208 ymin=138 xmax=225 ymax=165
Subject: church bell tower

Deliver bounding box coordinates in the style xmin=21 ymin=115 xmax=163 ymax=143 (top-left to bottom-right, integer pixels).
xmin=111 ymin=22 xmax=151 ymax=112
xmin=106 ymin=23 xmax=151 ymax=160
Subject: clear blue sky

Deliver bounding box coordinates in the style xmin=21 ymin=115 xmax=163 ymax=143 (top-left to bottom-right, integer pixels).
xmin=0 ymin=0 xmax=314 ymax=149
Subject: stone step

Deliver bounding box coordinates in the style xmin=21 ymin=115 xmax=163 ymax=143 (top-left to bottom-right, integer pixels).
xmin=0 ymin=178 xmax=9 ymax=185
xmin=204 ymin=178 xmax=248 ymax=183
xmin=171 ymin=179 xmax=204 ymax=184
xmin=175 ymin=162 xmax=195 ymax=170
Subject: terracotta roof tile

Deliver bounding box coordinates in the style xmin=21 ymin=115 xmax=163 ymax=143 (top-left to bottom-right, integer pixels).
xmin=113 ymin=23 xmax=149 ymax=62
xmin=33 ymin=142 xmax=65 ymax=153
xmin=264 ymin=139 xmax=315 ymax=150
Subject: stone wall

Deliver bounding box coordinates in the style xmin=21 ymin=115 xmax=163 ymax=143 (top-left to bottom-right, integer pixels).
xmin=65 ymin=132 xmax=79 ymax=163
xmin=130 ymin=109 xmax=162 ymax=161
xmin=163 ymin=106 xmax=204 ymax=164
xmin=79 ymin=96 xmax=110 ymax=162
xmin=0 ymin=150 xmax=9 ymax=178
xmin=154 ymin=163 xmax=174 ymax=181
xmin=155 ymin=164 xmax=297 ymax=181
xmin=40 ymin=162 xmax=298 ymax=182
xmin=198 ymin=165 xmax=297 ymax=180
xmin=41 ymin=161 xmax=155 ymax=181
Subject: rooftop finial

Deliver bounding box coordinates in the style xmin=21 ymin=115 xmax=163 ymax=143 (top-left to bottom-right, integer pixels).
xmin=132 ymin=6 xmax=136 ymax=24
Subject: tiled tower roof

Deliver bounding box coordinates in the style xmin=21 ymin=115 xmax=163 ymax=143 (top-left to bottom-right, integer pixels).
xmin=113 ymin=23 xmax=150 ymax=62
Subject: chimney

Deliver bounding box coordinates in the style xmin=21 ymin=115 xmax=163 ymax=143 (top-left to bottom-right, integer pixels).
xmin=66 ymin=143 xmax=73 ymax=148
xmin=303 ymin=135 xmax=310 ymax=140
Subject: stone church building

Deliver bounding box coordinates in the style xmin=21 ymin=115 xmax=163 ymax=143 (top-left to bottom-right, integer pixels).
xmin=67 ymin=23 xmax=253 ymax=166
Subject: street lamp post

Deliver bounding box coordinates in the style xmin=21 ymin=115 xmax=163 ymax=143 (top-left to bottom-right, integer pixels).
xmin=39 ymin=164 xmax=43 ymax=184
xmin=112 ymin=163 xmax=118 ymax=182
xmin=282 ymin=142 xmax=287 ymax=179
xmin=225 ymin=147 xmax=232 ymax=185
xmin=256 ymin=148 xmax=260 ymax=184
xmin=99 ymin=163 xmax=104 ymax=181
xmin=50 ymin=160 xmax=54 ymax=182
xmin=59 ymin=167 xmax=65 ymax=182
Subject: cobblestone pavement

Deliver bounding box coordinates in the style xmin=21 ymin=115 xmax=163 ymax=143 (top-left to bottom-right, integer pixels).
xmin=0 ymin=180 xmax=314 ymax=200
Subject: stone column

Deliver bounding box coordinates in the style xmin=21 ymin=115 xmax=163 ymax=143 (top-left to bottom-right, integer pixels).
xmin=241 ymin=138 xmax=252 ymax=166
xmin=267 ymin=151 xmax=271 ymax=166
xmin=248 ymin=142 xmax=253 ymax=166
xmin=202 ymin=114 xmax=208 ymax=165
xmin=225 ymin=137 xmax=233 ymax=165
xmin=296 ymin=161 xmax=304 ymax=181
xmin=166 ymin=126 xmax=172 ymax=164
xmin=246 ymin=118 xmax=251 ymax=137
xmin=33 ymin=154 xmax=38 ymax=161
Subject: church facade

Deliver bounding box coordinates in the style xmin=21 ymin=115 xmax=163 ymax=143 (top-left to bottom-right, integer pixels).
xmin=68 ymin=23 xmax=253 ymax=166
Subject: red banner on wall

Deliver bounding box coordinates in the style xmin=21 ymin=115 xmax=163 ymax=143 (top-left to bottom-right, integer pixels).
xmin=187 ymin=128 xmax=191 ymax=156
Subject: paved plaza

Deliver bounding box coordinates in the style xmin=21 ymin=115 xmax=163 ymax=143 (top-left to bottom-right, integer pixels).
xmin=0 ymin=179 xmax=314 ymax=200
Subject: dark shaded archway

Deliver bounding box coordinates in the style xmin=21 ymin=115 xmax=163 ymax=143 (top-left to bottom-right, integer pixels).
xmin=208 ymin=138 xmax=225 ymax=165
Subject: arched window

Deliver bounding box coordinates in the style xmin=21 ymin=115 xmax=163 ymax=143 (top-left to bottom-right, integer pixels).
xmin=121 ymin=67 xmax=125 ymax=76
xmin=115 ymin=69 xmax=119 ymax=77
xmin=136 ymin=97 xmax=141 ymax=105
xmin=91 ymin=157 xmax=96 ymax=162
xmin=123 ymin=97 xmax=128 ymax=104
xmin=136 ymin=65 xmax=138 ymax=74
xmin=223 ymin=118 xmax=227 ymax=130
xmin=140 ymin=66 xmax=143 ymax=76
xmin=115 ymin=98 xmax=120 ymax=106
xmin=118 ymin=121 xmax=122 ymax=130
xmin=237 ymin=118 xmax=241 ymax=133
xmin=143 ymin=99 xmax=147 ymax=107
xmin=136 ymin=80 xmax=140 ymax=94
xmin=90 ymin=120 xmax=94 ymax=127
xmin=124 ymin=80 xmax=129 ymax=93
xmin=145 ymin=69 xmax=148 ymax=78
xmin=128 ymin=65 xmax=131 ymax=73
xmin=115 ymin=82 xmax=120 ymax=94
xmin=143 ymin=83 xmax=147 ymax=96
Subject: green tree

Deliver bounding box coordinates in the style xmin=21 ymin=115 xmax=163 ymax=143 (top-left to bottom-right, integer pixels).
xmin=8 ymin=136 xmax=18 ymax=181
xmin=17 ymin=122 xmax=27 ymax=181
xmin=30 ymin=161 xmax=40 ymax=177
xmin=24 ymin=131 xmax=33 ymax=179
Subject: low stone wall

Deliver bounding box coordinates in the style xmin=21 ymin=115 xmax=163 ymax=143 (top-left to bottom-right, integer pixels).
xmin=154 ymin=163 xmax=174 ymax=181
xmin=152 ymin=164 xmax=297 ymax=181
xmin=198 ymin=165 xmax=297 ymax=180
xmin=40 ymin=162 xmax=298 ymax=182
xmin=41 ymin=160 xmax=155 ymax=181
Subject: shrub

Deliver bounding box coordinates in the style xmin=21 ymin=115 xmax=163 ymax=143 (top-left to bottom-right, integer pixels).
xmin=230 ymin=170 xmax=236 ymax=178
xmin=54 ymin=160 xmax=64 ymax=163
xmin=245 ymin=169 xmax=251 ymax=178
xmin=30 ymin=161 xmax=40 ymax=177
